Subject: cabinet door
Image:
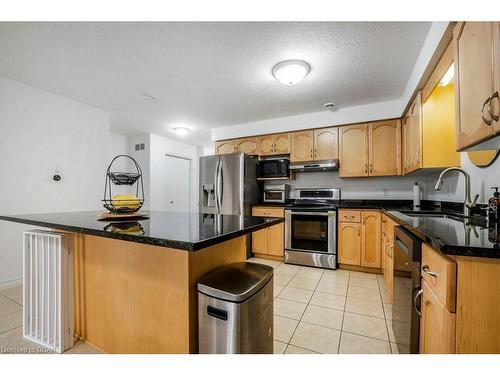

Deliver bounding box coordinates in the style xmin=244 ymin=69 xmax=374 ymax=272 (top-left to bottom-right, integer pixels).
xmin=235 ymin=137 xmax=257 ymax=155
xmin=274 ymin=133 xmax=291 ymax=154
xmin=215 ymin=140 xmax=235 ymax=155
xmin=252 ymin=229 xmax=268 ymax=255
xmin=361 ymin=212 xmax=381 ymax=268
xmin=402 ymin=115 xmax=412 ymax=175
xmin=267 ymin=223 xmax=284 ymax=256
xmin=410 ymin=93 xmax=422 ymax=171
xmin=419 ymin=280 xmax=456 ymax=354
xmin=338 ymin=222 xmax=361 ymax=266
xmin=290 ymin=131 xmax=314 ymax=162
xmin=369 ymin=120 xmax=401 ymax=176
xmin=257 ymin=135 xmax=275 ymax=156
xmin=313 ymin=127 xmax=338 ymax=160
xmin=339 ymin=124 xmax=369 ymax=177
xmin=454 ymin=22 xmax=495 ymax=149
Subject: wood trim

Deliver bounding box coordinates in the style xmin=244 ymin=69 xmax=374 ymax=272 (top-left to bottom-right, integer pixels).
xmin=422 ymin=42 xmax=454 ymax=103
xmin=252 ymin=253 xmax=284 ymax=262
xmin=338 ymin=264 xmax=382 ymax=274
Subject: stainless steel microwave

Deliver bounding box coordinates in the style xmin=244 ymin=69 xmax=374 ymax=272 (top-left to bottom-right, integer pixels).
xmin=258 ymin=158 xmax=290 ymax=180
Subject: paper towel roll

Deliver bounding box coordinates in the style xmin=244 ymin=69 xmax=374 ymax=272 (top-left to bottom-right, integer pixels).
xmin=413 ymin=182 xmax=420 ymax=210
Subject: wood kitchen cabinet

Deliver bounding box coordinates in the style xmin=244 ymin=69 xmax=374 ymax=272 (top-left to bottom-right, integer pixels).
xmin=402 ymin=93 xmax=422 ymax=174
xmin=381 ymin=214 xmax=396 ymax=304
xmin=313 ymin=127 xmax=339 ymax=160
xmin=339 ymin=120 xmax=400 ymax=177
xmin=338 ymin=222 xmax=361 ymax=266
xmin=291 ymin=128 xmax=338 ymax=163
xmin=369 ymin=120 xmax=401 ymax=176
xmin=454 ymin=22 xmax=500 ymax=150
xmin=234 ymin=137 xmax=258 ymax=155
xmin=257 ymin=133 xmax=291 ymax=156
xmin=215 ymin=140 xmax=236 ymax=154
xmin=419 ymin=279 xmax=456 ymax=354
xmin=361 ymin=211 xmax=381 ymax=268
xmin=251 ymin=206 xmax=284 ymax=258
xmin=339 ymin=124 xmax=369 ymax=177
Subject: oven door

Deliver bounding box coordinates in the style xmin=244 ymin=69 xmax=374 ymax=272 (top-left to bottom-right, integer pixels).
xmin=285 ymin=210 xmax=336 ymax=254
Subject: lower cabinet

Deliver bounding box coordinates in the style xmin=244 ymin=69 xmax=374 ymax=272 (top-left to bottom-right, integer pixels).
xmin=419 ymin=279 xmax=456 ymax=354
xmin=381 ymin=214 xmax=396 ymax=303
xmin=251 ymin=206 xmax=284 ymax=257
xmin=338 ymin=210 xmax=381 ymax=269
xmin=338 ymin=222 xmax=361 ymax=265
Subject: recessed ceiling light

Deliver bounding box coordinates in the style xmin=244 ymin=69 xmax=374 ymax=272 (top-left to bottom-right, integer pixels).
xmin=172 ymin=126 xmax=190 ymax=136
xmin=439 ymin=64 xmax=454 ymax=87
xmin=272 ymin=60 xmax=311 ymax=86
xmin=140 ymin=93 xmax=156 ymax=102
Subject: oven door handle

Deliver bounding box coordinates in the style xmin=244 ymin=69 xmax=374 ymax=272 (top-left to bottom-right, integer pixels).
xmin=287 ymin=211 xmax=333 ymax=216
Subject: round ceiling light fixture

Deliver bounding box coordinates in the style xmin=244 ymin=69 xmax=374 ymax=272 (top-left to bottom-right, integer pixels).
xmin=324 ymin=102 xmax=336 ymax=111
xmin=272 ymin=60 xmax=311 ymax=86
xmin=172 ymin=126 xmax=190 ymax=136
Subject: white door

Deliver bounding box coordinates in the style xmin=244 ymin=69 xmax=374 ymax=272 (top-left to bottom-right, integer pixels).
xmin=156 ymin=155 xmax=191 ymax=212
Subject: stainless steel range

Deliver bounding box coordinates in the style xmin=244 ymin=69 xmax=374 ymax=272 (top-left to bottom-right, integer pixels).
xmin=284 ymin=188 xmax=340 ymax=269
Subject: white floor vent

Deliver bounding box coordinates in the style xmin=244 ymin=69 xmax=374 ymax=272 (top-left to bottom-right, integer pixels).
xmin=23 ymin=230 xmax=73 ymax=353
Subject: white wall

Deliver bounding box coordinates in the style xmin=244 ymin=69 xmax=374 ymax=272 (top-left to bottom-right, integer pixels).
xmin=0 ymin=76 xmax=111 ymax=285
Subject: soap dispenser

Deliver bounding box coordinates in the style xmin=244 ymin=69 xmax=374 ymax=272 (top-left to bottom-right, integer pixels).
xmin=488 ymin=186 xmax=500 ymax=223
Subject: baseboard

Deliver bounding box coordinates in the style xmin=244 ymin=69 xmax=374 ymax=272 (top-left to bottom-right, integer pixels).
xmin=252 ymin=254 xmax=284 ymax=262
xmin=338 ymin=264 xmax=382 ymax=274
xmin=0 ymin=278 xmax=22 ymax=290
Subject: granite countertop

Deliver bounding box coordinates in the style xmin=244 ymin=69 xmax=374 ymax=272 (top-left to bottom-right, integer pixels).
xmin=0 ymin=211 xmax=284 ymax=251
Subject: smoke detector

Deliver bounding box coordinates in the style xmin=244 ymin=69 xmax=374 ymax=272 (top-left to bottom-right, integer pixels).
xmin=324 ymin=103 xmax=336 ymax=111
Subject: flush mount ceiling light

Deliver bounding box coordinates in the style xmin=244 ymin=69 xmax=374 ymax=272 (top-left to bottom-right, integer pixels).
xmin=439 ymin=64 xmax=455 ymax=87
xmin=140 ymin=93 xmax=156 ymax=102
xmin=324 ymin=102 xmax=336 ymax=111
xmin=272 ymin=60 xmax=311 ymax=86
xmin=172 ymin=126 xmax=190 ymax=136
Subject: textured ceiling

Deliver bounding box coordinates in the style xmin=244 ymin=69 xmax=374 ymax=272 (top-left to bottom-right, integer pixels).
xmin=0 ymin=22 xmax=431 ymax=146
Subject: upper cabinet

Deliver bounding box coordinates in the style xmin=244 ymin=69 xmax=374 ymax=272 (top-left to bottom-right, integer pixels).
xmin=235 ymin=137 xmax=258 ymax=155
xmin=313 ymin=127 xmax=339 ymax=160
xmin=214 ymin=140 xmax=236 ymax=155
xmin=339 ymin=124 xmax=369 ymax=177
xmin=339 ymin=120 xmax=401 ymax=177
xmin=257 ymin=133 xmax=290 ymax=156
xmin=215 ymin=138 xmax=258 ymax=155
xmin=290 ymin=130 xmax=314 ymax=162
xmin=369 ymin=120 xmax=401 ymax=176
xmin=290 ymin=128 xmax=338 ymax=163
xmin=402 ymin=94 xmax=422 ymax=174
xmin=454 ymin=22 xmax=500 ymax=150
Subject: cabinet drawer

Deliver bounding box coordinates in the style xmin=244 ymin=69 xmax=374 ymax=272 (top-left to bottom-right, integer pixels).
xmin=252 ymin=207 xmax=284 ymax=218
xmin=421 ymin=243 xmax=457 ymax=312
xmin=338 ymin=210 xmax=361 ymax=222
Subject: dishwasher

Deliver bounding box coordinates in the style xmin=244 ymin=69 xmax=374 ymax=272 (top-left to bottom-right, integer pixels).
xmin=393 ymin=226 xmax=422 ymax=354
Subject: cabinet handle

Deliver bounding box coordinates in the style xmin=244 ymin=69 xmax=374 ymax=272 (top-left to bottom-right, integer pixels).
xmin=369 ymin=164 xmax=373 ymax=174
xmin=365 ymin=164 xmax=368 ymax=174
xmin=422 ymin=264 xmax=438 ymax=278
xmin=310 ymin=149 xmax=313 ymax=159
xmin=413 ymin=289 xmax=423 ymax=317
xmin=481 ymin=96 xmax=493 ymax=125
xmin=487 ymin=91 xmax=499 ymax=121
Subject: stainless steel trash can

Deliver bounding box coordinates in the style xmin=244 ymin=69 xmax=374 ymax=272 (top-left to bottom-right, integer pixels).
xmin=197 ymin=262 xmax=273 ymax=354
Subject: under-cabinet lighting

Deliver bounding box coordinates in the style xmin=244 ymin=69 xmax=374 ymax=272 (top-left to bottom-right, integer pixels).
xmin=439 ymin=64 xmax=455 ymax=87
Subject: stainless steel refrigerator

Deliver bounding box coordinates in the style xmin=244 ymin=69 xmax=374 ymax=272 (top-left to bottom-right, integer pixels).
xmin=199 ymin=153 xmax=260 ymax=216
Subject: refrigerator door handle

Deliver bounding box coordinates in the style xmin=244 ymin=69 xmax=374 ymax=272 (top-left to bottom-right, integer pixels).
xmin=239 ymin=154 xmax=245 ymax=215
xmin=214 ymin=158 xmax=220 ymax=213
xmin=217 ymin=160 xmax=223 ymax=214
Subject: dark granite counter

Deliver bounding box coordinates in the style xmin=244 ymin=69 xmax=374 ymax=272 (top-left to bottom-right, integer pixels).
xmin=0 ymin=211 xmax=284 ymax=251
xmin=338 ymin=199 xmax=499 ymax=258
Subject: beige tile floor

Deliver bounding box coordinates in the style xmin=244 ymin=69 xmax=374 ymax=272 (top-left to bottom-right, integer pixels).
xmin=0 ymin=284 xmax=99 ymax=354
xmin=247 ymin=257 xmax=409 ymax=354
xmin=1 ymin=259 xmax=408 ymax=354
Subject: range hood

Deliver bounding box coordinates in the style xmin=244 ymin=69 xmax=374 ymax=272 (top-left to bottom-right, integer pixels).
xmin=289 ymin=159 xmax=339 ymax=172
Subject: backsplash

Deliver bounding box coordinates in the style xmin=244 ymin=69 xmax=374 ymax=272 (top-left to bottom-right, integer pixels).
xmin=266 ymin=172 xmax=430 ymax=200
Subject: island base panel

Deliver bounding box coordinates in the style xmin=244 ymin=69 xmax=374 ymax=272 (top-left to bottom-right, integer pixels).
xmin=72 ymin=234 xmax=246 ymax=353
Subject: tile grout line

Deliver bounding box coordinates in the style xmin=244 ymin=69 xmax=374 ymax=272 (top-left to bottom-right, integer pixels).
xmin=337 ymin=270 xmax=350 ymax=354
xmin=377 ymin=274 xmax=393 ymax=354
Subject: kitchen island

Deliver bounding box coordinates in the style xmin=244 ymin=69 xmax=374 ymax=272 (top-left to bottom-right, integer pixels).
xmin=0 ymin=211 xmax=283 ymax=354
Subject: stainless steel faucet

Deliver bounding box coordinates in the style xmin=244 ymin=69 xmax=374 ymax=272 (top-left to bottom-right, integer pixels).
xmin=434 ymin=167 xmax=479 ymax=217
